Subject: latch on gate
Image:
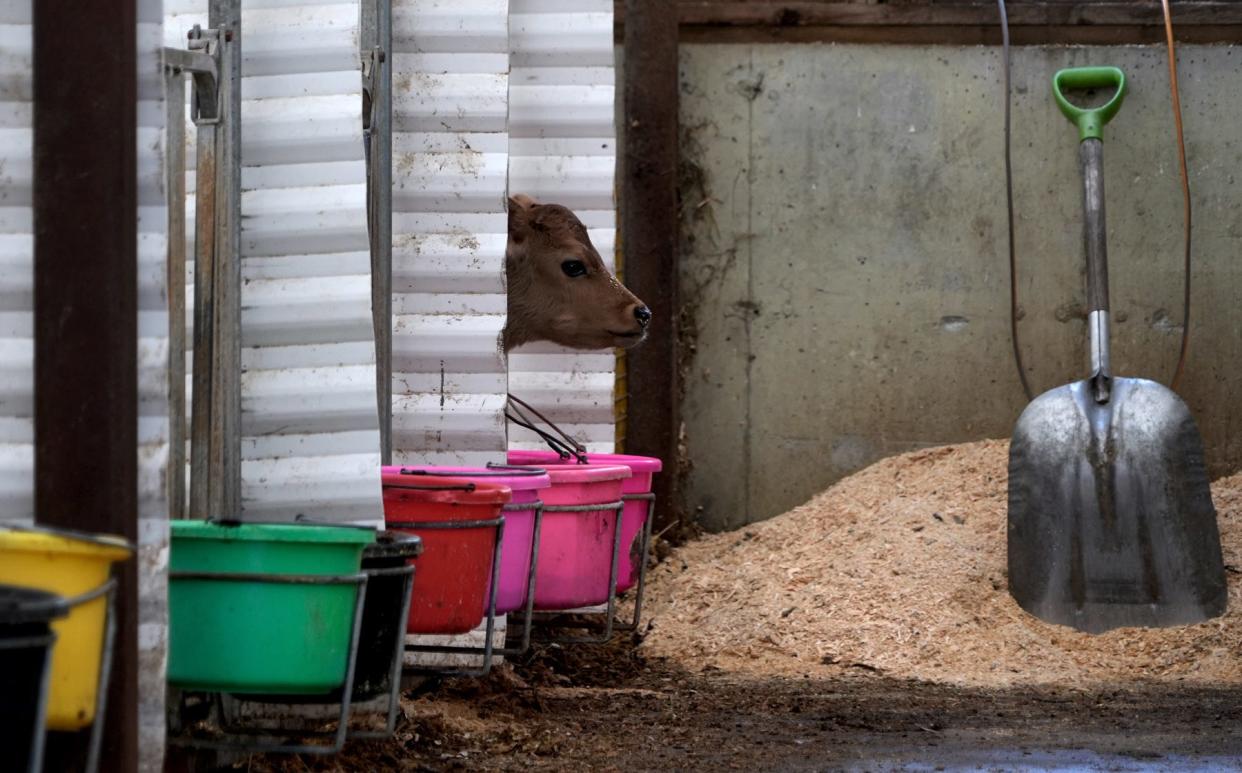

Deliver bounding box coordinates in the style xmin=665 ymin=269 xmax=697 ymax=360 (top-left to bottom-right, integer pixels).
xmin=164 ymin=25 xmax=221 ymax=125
xmin=361 ymin=46 xmax=385 ymax=133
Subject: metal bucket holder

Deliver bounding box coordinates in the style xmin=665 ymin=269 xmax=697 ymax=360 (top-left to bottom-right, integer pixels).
xmin=504 ymin=394 xmax=658 ymax=641
xmin=2 ymin=622 xmax=56 ymax=773
xmin=347 ymin=562 xmax=414 ymax=740
xmin=510 ymin=498 xmax=627 ymax=645
xmin=10 ymin=580 xmax=116 ymax=773
xmin=248 ymin=560 xmax=414 ymax=741
xmin=286 ymin=514 xmax=419 ymax=730
xmin=394 ymin=512 xmax=507 ymax=678
xmin=614 ymin=490 xmax=656 ymax=633
xmin=498 ymin=499 xmax=543 ymax=656
xmin=397 ymin=464 xmax=548 ymax=658
xmin=76 ymin=580 xmax=119 ymax=773
xmin=166 ymin=571 xmax=369 ymax=756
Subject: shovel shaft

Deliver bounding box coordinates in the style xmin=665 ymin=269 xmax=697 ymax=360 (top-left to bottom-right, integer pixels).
xmin=1079 ymin=138 xmax=1111 ymax=394
xmin=1080 ymin=139 xmax=1109 ymax=315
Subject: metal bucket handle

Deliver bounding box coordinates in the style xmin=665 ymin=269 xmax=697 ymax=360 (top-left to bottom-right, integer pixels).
xmin=505 ymin=393 xmax=589 ymax=464
xmin=380 ymin=481 xmax=477 ymax=493
xmin=398 ymin=466 xmax=545 ymax=478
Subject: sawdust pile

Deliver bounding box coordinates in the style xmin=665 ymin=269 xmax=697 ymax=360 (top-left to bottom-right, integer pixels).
xmin=641 ymin=440 xmax=1242 ymax=687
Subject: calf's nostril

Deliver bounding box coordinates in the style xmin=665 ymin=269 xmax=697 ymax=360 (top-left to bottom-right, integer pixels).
xmin=634 ymin=305 xmax=652 ymax=328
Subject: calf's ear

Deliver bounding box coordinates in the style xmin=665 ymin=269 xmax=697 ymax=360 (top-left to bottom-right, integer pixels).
xmin=508 ymin=194 xmax=537 ymax=242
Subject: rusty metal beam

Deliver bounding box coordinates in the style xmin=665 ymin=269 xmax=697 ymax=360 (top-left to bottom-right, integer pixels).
xmin=623 ymin=0 xmax=682 ymax=530
xmin=33 ymin=0 xmax=139 ymax=769
xmin=614 ymin=1 xmax=1242 ymax=44
xmin=211 ymin=0 xmax=242 ymax=520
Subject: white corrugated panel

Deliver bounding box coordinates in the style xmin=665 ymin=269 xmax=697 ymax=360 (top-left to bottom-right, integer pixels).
xmin=138 ymin=1 xmax=170 ymax=767
xmin=391 ymin=0 xmax=510 ymax=466
xmin=506 ymin=0 xmax=617 ymax=453
xmin=165 ymin=1 xmax=383 ymax=524
xmin=0 ymin=2 xmax=31 ymax=520
xmin=0 ymin=4 xmax=170 ymax=765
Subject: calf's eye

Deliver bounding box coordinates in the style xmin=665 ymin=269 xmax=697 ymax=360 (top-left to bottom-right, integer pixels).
xmin=561 ymin=260 xmax=587 ymax=278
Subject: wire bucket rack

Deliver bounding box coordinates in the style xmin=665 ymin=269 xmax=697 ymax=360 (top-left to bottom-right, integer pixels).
xmin=167 ymin=560 xmax=414 ymax=755
xmin=504 ymin=394 xmax=657 ymax=646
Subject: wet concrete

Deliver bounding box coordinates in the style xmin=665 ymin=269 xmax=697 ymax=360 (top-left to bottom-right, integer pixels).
xmin=245 ymin=643 xmax=1242 ymax=772
xmin=862 ymin=748 xmax=1238 ymax=772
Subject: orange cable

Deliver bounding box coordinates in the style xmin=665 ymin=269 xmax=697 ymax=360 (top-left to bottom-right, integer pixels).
xmin=1162 ymin=0 xmax=1193 ymax=391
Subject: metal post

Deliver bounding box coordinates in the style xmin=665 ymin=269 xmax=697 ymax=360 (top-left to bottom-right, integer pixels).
xmin=188 ymin=30 xmax=219 ymax=521
xmin=212 ymin=0 xmax=242 ymax=519
xmin=188 ymin=12 xmax=240 ymax=521
xmin=32 ymin=0 xmax=139 ymax=768
xmin=171 ymin=36 xmax=221 ymax=526
xmin=623 ymin=0 xmax=681 ymax=531
xmin=166 ymin=63 xmax=188 ymax=522
xmin=362 ymin=0 xmax=393 ymax=464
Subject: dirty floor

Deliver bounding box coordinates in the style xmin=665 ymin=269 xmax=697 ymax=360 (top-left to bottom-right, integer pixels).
xmin=238 ymin=634 xmax=1242 ymax=772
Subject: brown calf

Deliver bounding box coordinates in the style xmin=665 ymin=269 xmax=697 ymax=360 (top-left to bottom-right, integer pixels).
xmin=504 ymin=194 xmax=650 ymax=352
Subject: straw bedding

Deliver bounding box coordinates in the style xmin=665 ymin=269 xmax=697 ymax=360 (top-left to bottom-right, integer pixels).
xmin=641 ymin=440 xmax=1242 ymax=687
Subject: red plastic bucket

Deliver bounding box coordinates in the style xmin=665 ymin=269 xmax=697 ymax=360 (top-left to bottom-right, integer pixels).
xmin=382 ymin=477 xmax=511 ymax=635
xmin=520 ymin=463 xmax=631 ymax=610
xmin=382 ymin=465 xmax=551 ymax=614
xmin=508 ymin=450 xmax=661 ymax=592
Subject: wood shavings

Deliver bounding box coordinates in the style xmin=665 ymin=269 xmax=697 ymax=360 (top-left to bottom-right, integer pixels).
xmin=641 ymin=440 xmax=1242 ymax=687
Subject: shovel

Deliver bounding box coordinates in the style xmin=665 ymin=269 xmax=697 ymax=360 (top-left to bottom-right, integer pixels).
xmin=1007 ymin=66 xmax=1227 ymax=634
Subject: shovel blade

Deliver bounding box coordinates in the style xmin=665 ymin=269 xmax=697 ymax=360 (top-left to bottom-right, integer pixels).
xmin=1008 ymin=377 xmax=1227 ymax=633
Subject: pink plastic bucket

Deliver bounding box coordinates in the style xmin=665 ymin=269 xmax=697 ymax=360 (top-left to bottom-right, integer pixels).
xmin=382 ymin=465 xmax=551 ymax=614
xmin=504 ymin=462 xmax=631 ymax=610
xmin=507 ymin=450 xmax=662 ymax=593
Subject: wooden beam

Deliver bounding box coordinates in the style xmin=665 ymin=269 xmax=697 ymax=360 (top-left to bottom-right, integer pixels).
xmin=33 ymin=0 xmax=139 ymax=769
xmin=615 ymin=1 xmax=1242 ymax=44
xmin=623 ymin=0 xmax=683 ymax=529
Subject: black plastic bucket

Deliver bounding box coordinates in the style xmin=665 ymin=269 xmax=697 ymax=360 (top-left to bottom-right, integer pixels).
xmin=0 ymin=584 xmax=66 ymax=773
xmin=351 ymin=531 xmax=423 ymax=700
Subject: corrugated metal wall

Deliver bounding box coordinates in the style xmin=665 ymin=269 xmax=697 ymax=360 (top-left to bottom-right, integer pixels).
xmin=0 ymin=3 xmax=170 ymax=766
xmin=506 ymin=0 xmax=618 ymax=454
xmin=2 ymin=3 xmax=619 ymax=754
xmin=390 ymin=0 xmax=510 ymax=466
xmin=0 ymin=2 xmax=32 ymax=520
xmin=166 ymin=0 xmax=383 ymax=524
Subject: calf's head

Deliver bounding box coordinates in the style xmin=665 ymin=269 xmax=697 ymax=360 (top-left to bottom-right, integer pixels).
xmin=504 ymin=194 xmax=650 ymax=352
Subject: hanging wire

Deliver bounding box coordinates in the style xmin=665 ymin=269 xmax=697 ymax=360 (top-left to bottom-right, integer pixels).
xmin=997 ymin=0 xmax=1035 ymax=401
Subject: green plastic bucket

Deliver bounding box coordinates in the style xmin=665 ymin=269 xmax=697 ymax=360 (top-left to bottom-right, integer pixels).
xmin=168 ymin=521 xmax=374 ymax=694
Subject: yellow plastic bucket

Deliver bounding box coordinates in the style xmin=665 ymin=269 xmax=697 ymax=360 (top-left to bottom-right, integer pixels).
xmin=0 ymin=525 xmax=131 ymax=730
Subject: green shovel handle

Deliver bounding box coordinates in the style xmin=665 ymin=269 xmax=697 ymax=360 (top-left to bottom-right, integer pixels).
xmin=1053 ymin=67 xmax=1127 ymax=142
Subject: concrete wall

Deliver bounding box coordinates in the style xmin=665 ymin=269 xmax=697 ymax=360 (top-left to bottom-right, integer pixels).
xmin=678 ymin=44 xmax=1242 ymax=532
